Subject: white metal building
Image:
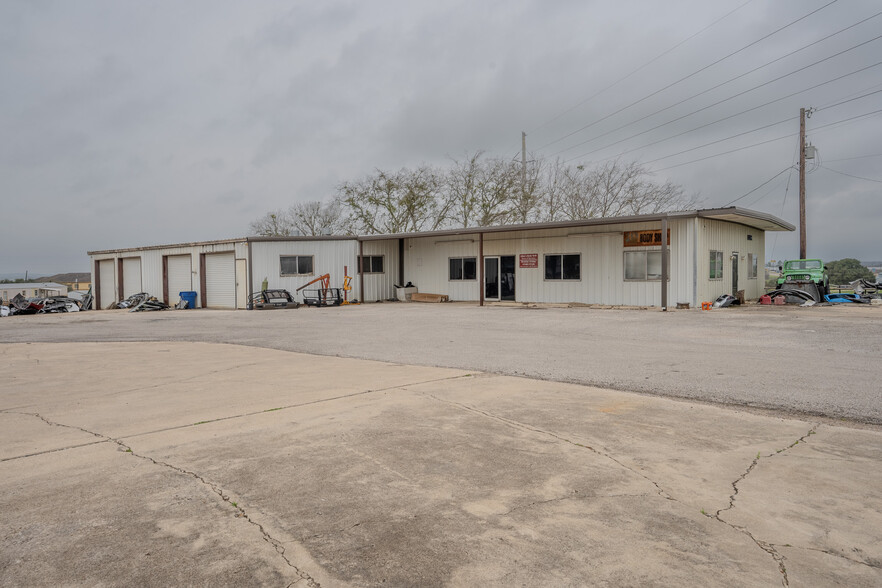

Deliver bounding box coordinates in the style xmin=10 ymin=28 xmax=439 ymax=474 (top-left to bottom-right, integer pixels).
xmin=0 ymin=283 xmax=68 ymax=304
xmin=88 ymin=207 xmax=793 ymax=310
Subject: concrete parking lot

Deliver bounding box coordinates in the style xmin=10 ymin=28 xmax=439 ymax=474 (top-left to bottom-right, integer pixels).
xmin=1 ymin=305 xmax=881 ymax=586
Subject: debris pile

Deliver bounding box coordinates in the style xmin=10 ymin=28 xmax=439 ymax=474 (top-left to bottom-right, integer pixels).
xmin=111 ymin=292 xmax=170 ymax=312
xmin=2 ymin=293 xmax=87 ymax=316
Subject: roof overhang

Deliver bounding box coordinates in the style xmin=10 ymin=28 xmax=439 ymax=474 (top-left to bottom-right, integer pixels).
xmin=357 ymin=207 xmax=794 ymax=241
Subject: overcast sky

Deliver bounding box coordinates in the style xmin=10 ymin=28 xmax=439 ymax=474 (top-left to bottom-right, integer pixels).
xmin=2 ymin=0 xmax=880 ymax=274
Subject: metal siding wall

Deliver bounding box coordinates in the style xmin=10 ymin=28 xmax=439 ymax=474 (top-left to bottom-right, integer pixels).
xmin=361 ymin=240 xmax=398 ymax=302
xmin=403 ymin=220 xmax=692 ymax=306
xmin=404 ymin=237 xmax=481 ymax=300
xmin=251 ymin=240 xmax=359 ymax=300
xmin=205 ymin=252 xmax=236 ymax=308
xmin=696 ymin=219 xmax=766 ymax=303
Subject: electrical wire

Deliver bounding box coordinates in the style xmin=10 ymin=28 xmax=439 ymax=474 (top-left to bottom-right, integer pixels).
xmin=535 ymin=0 xmax=839 ymax=151
xmin=642 ymin=116 xmax=797 ymax=165
xmin=570 ymin=66 xmax=882 ymax=165
xmin=650 ymin=107 xmax=882 ymax=172
xmin=819 ymin=166 xmax=882 ymax=183
xmin=825 ymin=153 xmax=882 ymax=162
xmin=557 ymin=36 xmax=882 ymax=161
xmin=526 ymin=0 xmax=757 ymax=137
xmin=724 ymin=167 xmax=797 ymax=206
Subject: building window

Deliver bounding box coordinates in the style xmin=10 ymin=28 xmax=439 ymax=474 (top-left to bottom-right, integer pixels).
xmin=748 ymin=253 xmax=758 ymax=279
xmin=545 ymin=254 xmax=580 ymax=280
xmin=709 ymin=250 xmax=723 ymax=280
xmin=358 ymin=255 xmax=384 ymax=274
xmin=624 ymin=251 xmax=665 ymax=280
xmin=449 ymin=257 xmax=477 ymax=281
xmin=280 ymin=255 xmax=314 ymax=276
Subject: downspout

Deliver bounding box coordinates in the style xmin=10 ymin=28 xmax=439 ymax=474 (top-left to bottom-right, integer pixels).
xmin=479 ymin=232 xmax=484 ymax=307
xmin=660 ymin=216 xmax=668 ymax=311
xmin=359 ymin=238 xmax=365 ymax=303
xmin=692 ymin=217 xmax=698 ymax=308
xmin=246 ymin=237 xmax=254 ymax=310
xmin=398 ymin=238 xmax=404 ymax=286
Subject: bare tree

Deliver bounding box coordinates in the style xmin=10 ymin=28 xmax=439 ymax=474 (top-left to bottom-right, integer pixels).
xmin=338 ymin=166 xmax=445 ymax=235
xmin=445 ymin=151 xmax=483 ymax=228
xmin=249 ymin=209 xmax=295 ymax=236
xmin=289 ymin=200 xmax=347 ymax=236
xmin=508 ymin=155 xmax=543 ymax=224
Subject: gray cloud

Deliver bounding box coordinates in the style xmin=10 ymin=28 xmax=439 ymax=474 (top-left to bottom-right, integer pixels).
xmin=1 ymin=0 xmax=880 ymax=274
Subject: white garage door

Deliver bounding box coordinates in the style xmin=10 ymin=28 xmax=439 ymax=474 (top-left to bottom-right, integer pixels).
xmin=205 ymin=252 xmax=236 ymax=308
xmin=98 ymin=260 xmax=116 ymax=309
xmin=122 ymin=257 xmax=142 ymax=298
xmin=167 ymin=255 xmax=192 ymax=304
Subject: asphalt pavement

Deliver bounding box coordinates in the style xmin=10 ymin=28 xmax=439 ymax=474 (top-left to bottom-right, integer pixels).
xmin=1 ymin=302 xmax=879 ymax=423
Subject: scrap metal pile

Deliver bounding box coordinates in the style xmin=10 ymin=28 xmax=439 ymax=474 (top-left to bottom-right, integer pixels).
xmin=2 ymin=291 xmax=92 ymax=316
xmin=109 ymin=292 xmax=171 ymax=312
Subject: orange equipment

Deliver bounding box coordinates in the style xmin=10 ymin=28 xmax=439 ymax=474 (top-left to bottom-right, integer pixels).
xmin=295 ymin=274 xmax=330 ymax=292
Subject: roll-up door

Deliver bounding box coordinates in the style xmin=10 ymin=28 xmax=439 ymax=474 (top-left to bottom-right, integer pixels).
xmin=205 ymin=252 xmax=236 ymax=308
xmin=167 ymin=255 xmax=192 ymax=304
xmin=98 ymin=260 xmax=116 ymax=309
xmin=122 ymin=257 xmax=142 ymax=298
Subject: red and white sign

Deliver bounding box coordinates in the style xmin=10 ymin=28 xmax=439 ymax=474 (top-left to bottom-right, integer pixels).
xmin=519 ymin=253 xmax=539 ymax=268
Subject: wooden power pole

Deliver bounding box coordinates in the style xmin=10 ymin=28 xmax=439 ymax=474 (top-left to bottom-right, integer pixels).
xmin=799 ymin=107 xmax=807 ymax=259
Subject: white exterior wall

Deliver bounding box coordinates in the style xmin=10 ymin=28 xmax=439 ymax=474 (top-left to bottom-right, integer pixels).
xmin=360 ymin=240 xmax=400 ymax=302
xmin=90 ymin=241 xmax=243 ymax=308
xmin=250 ymin=240 xmax=359 ymax=300
xmin=404 ymin=220 xmax=694 ymax=307
xmin=695 ymin=219 xmax=766 ymax=304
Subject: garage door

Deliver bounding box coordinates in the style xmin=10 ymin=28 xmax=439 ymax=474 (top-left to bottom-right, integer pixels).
xmin=167 ymin=255 xmax=192 ymax=304
xmin=122 ymin=257 xmax=142 ymax=298
xmin=98 ymin=260 xmax=116 ymax=309
xmin=204 ymin=252 xmax=236 ymax=308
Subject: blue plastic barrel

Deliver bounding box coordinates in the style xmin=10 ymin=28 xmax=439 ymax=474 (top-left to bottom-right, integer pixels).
xmin=179 ymin=291 xmax=197 ymax=309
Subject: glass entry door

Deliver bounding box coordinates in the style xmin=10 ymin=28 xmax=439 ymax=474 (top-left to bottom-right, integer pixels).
xmin=485 ymin=256 xmax=516 ymax=301
xmin=484 ymin=257 xmax=500 ymax=300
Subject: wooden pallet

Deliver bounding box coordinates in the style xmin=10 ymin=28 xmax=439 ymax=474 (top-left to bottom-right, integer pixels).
xmin=410 ymin=292 xmax=449 ymax=303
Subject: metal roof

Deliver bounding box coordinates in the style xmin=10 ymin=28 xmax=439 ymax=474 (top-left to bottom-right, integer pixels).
xmin=86 ymin=207 xmax=793 ymax=254
xmin=356 ymin=207 xmax=795 ymax=241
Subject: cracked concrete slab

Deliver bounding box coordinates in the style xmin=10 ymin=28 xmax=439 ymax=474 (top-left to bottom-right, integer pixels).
xmin=1 ymin=342 xmax=880 ymax=587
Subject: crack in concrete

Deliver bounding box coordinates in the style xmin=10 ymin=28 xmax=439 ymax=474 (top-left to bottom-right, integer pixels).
xmin=700 ymin=424 xmax=820 ymax=587
xmin=416 ymin=390 xmax=810 ymax=587
xmin=6 ymin=411 xmax=321 ymax=587
xmin=497 ymin=492 xmax=650 ymax=517
xmin=771 ymin=543 xmax=882 ymax=570
xmin=414 ymin=391 xmax=676 ymax=501
xmin=716 ymin=425 xmax=819 ymax=518
xmin=0 ymin=410 xmax=110 ymax=462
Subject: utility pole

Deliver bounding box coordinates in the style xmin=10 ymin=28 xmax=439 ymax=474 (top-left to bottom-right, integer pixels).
xmin=521 ymin=131 xmax=527 ymax=195
xmin=799 ymin=107 xmax=807 ymax=259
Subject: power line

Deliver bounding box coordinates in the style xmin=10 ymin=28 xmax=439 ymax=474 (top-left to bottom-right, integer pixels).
xmin=558 ymin=35 xmax=882 ymax=161
xmin=587 ymin=81 xmax=882 ymax=166
xmin=825 ymin=153 xmax=882 ymax=162
xmin=724 ymin=167 xmax=796 ymax=206
xmin=643 ymin=117 xmax=797 ymax=165
xmin=651 ymin=107 xmax=882 ymax=172
xmin=819 ymin=166 xmax=882 ymax=183
xmin=535 ymin=0 xmax=839 ymax=151
xmin=526 ymin=0 xmax=756 ymax=136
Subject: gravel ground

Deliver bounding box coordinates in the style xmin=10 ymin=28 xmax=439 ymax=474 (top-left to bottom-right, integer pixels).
xmin=2 ymin=302 xmax=880 ymax=423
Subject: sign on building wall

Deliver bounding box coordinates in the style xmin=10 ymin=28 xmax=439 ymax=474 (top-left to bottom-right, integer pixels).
xmin=519 ymin=253 xmax=539 ymax=268
xmin=623 ymin=229 xmax=670 ymax=247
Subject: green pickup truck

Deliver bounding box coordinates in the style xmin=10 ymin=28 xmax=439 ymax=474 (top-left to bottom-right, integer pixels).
xmin=777 ymin=259 xmax=829 ymax=297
